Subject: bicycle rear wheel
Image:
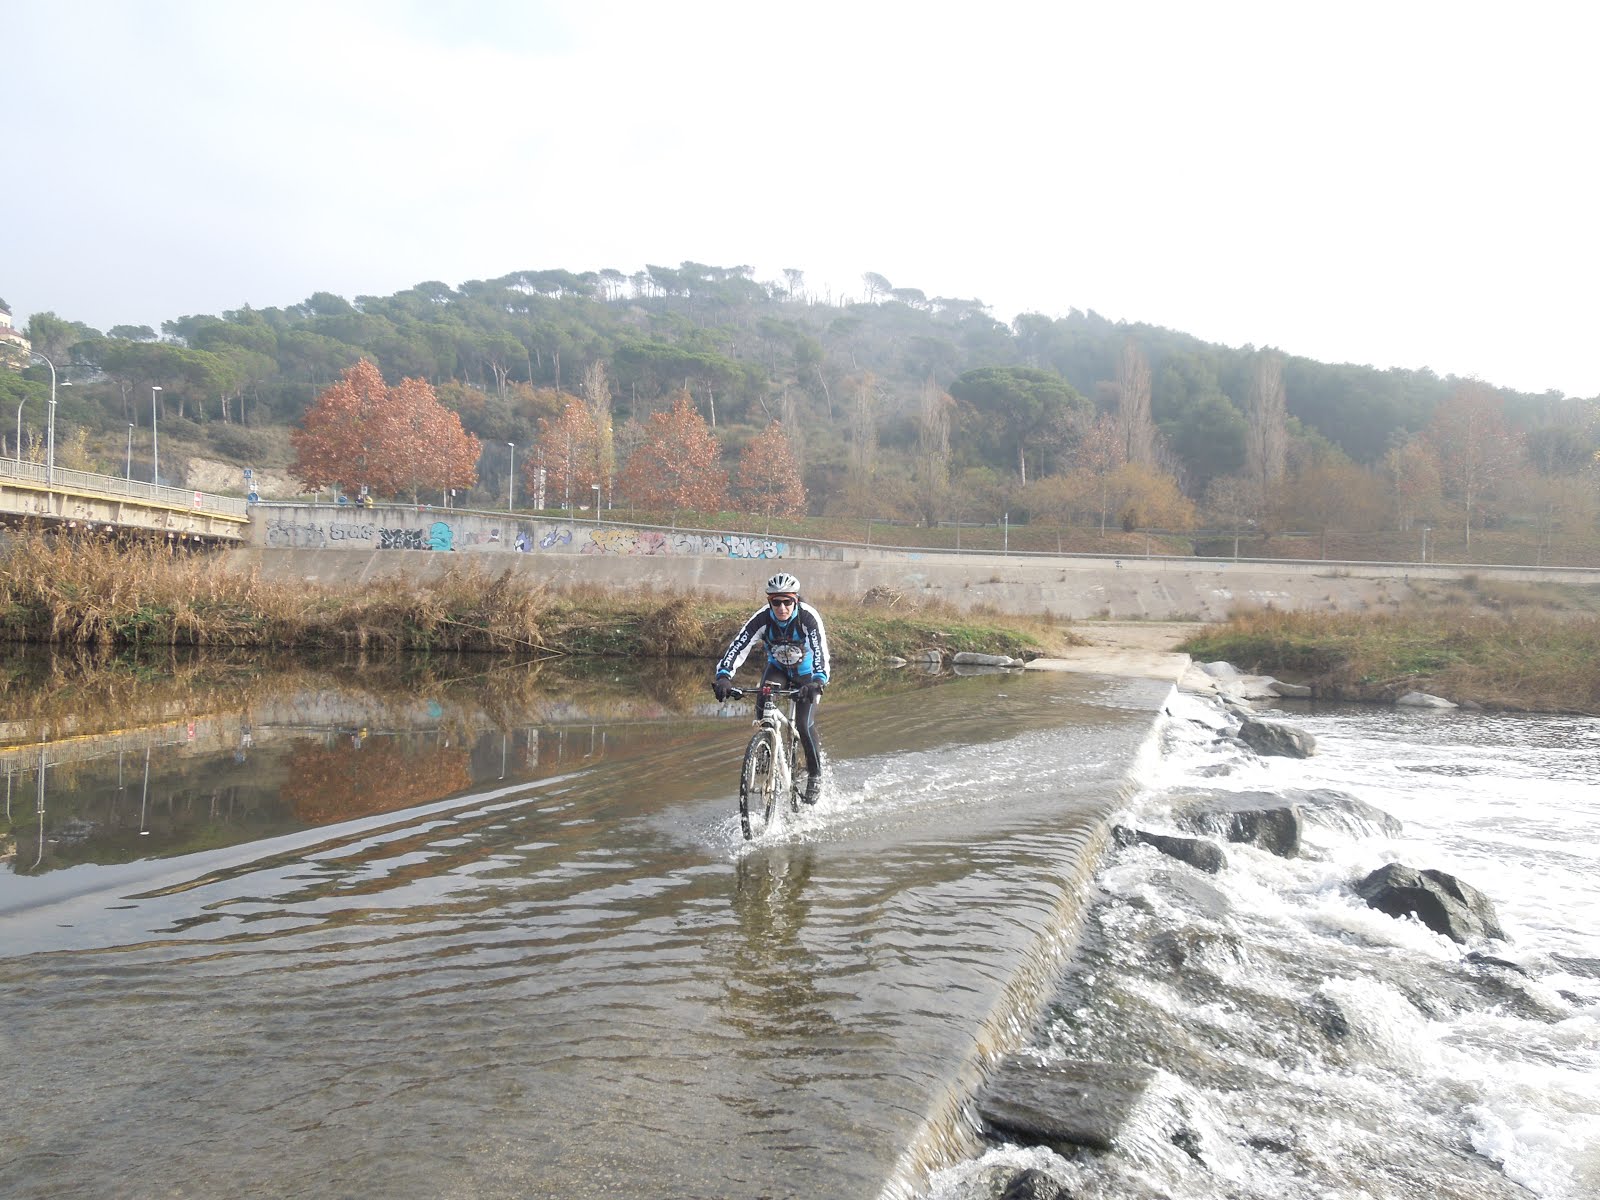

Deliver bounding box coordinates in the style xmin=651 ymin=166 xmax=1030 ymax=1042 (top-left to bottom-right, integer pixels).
xmin=738 ymin=731 xmax=778 ymax=839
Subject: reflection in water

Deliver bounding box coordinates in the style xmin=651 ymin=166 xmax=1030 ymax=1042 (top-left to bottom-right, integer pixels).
xmin=727 ymin=843 xmax=842 ymax=1042
xmin=0 ymin=657 xmax=737 ymax=880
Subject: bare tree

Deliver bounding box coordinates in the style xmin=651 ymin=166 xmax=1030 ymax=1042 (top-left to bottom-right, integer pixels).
xmin=1245 ymin=351 xmax=1287 ymax=496
xmin=581 ymin=359 xmax=615 ymax=505
xmin=914 ymin=374 xmax=952 ymax=526
xmin=849 ymin=372 xmax=879 ymax=479
xmin=1425 ymin=381 xmax=1522 ymax=552
xmin=1116 ymin=338 xmax=1157 ymax=467
xmin=1204 ymin=474 xmax=1265 ymax=558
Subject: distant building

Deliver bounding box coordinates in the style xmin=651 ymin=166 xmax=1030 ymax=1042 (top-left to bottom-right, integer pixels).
xmin=0 ymin=302 xmax=30 ymax=368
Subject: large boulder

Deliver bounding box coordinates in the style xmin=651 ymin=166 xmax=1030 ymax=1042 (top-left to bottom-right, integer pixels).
xmin=1171 ymin=792 xmax=1303 ymax=857
xmin=1113 ymin=825 xmax=1227 ymax=874
xmin=1236 ymin=717 xmax=1317 ymax=758
xmin=977 ymin=1056 xmax=1158 ymax=1152
xmin=996 ymin=1168 xmax=1072 ymax=1200
xmin=1172 ymin=788 xmax=1401 ymax=859
xmin=1397 ymin=691 xmax=1457 ymax=708
xmin=953 ymin=651 xmax=1026 ymax=668
xmin=1354 ymin=863 xmax=1507 ymax=943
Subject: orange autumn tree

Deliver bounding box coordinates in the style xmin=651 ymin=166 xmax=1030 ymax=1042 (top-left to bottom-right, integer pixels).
xmin=736 ymin=421 xmax=806 ymax=518
xmin=618 ymin=390 xmax=727 ymax=513
xmin=291 ymin=359 xmax=480 ymax=500
xmin=532 ymin=397 xmax=601 ymax=509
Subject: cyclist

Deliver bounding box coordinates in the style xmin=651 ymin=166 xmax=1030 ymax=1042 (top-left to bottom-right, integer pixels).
xmin=713 ymin=571 xmax=830 ymax=804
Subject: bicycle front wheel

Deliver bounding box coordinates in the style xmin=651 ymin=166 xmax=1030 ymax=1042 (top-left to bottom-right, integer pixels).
xmin=738 ymin=731 xmax=778 ymax=839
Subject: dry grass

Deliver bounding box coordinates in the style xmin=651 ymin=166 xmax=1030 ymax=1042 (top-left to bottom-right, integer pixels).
xmin=1182 ymin=605 xmax=1600 ymax=713
xmin=0 ymin=532 xmax=1068 ymax=663
xmin=0 ymin=531 xmax=550 ymax=654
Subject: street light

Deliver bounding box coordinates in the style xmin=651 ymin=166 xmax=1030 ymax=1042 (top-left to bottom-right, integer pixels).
xmin=28 ymin=353 xmax=62 ymax=485
xmin=13 ymin=397 xmax=23 ymax=465
xmin=126 ymin=424 xmax=134 ymax=480
xmin=150 ymin=385 xmax=163 ymax=485
xmin=592 ymin=483 xmax=600 ymax=520
xmin=507 ymin=442 xmax=515 ymax=511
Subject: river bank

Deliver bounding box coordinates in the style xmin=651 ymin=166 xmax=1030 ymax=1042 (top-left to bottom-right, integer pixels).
xmin=1178 ymin=607 xmax=1600 ymax=715
xmin=0 ymin=532 xmax=1071 ymax=663
xmin=9 ymin=534 xmax=1598 ymax=713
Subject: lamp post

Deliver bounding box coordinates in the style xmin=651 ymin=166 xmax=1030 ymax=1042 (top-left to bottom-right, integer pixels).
xmin=150 ymin=385 xmax=163 ymax=485
xmin=13 ymin=398 xmax=22 ymax=465
xmin=1421 ymin=526 xmax=1431 ymax=563
xmin=507 ymin=442 xmax=515 ymax=511
xmin=1003 ymin=511 xmax=1009 ymax=555
xmin=126 ymin=424 xmax=134 ymax=480
xmin=592 ymin=483 xmax=601 ymax=522
xmin=28 ymin=353 xmax=61 ymax=484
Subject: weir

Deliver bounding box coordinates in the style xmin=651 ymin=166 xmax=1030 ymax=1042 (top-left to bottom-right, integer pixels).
xmin=2 ymin=659 xmax=1188 ymax=1199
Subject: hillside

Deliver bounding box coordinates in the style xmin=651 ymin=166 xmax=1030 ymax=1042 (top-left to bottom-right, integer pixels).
xmin=8 ymin=263 xmax=1598 ymax=566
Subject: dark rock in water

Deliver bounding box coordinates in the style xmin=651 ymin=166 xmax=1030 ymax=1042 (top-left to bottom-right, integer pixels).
xmin=1247 ymin=1133 xmax=1296 ymax=1154
xmin=1237 ymin=716 xmax=1317 ymax=758
xmin=978 ymin=1055 xmax=1158 ymax=1152
xmin=1355 ymin=864 xmax=1508 ymax=944
xmin=1305 ymin=993 xmax=1352 ymax=1043
xmin=1112 ymin=825 xmax=1227 ymax=874
xmin=1171 ymin=793 xmax=1302 ymax=857
xmin=1291 ymin=788 xmax=1403 ymax=839
xmin=997 ymin=1167 xmax=1072 ymax=1200
xmin=1151 ymin=926 xmax=1243 ymax=973
xmin=1465 ymin=951 xmax=1530 ymax=977
xmin=1171 ymin=788 xmax=1402 ymax=859
xmin=1170 ymin=1127 xmax=1206 ymax=1164
xmin=1552 ymin=953 xmax=1600 ymax=980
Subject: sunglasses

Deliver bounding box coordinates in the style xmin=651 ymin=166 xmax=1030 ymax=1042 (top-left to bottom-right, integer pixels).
xmin=769 ymin=596 xmax=796 ymax=608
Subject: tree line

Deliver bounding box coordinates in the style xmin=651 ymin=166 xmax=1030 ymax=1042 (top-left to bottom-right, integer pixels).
xmin=6 ymin=265 xmax=1597 ymax=553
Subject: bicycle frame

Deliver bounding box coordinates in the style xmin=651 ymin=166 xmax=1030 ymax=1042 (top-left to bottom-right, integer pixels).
xmin=729 ymin=684 xmax=803 ymax=838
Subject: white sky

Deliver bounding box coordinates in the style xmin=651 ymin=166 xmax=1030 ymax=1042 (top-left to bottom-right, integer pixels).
xmin=8 ymin=1 xmax=1597 ymax=397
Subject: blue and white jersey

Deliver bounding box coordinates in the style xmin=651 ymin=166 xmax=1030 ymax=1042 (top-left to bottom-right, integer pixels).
xmin=715 ymin=600 xmax=830 ymax=684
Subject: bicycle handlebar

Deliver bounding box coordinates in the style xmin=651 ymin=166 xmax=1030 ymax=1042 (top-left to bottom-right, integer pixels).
xmin=726 ymin=685 xmax=804 ymax=701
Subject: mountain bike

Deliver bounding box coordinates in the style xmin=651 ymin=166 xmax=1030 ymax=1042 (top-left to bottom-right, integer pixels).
xmin=727 ymin=684 xmax=803 ymax=839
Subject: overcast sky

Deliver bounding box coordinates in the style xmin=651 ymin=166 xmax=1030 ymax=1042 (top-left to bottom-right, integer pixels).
xmin=9 ymin=2 xmax=1596 ymax=397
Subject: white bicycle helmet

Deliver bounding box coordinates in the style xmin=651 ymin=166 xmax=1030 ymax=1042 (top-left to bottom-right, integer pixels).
xmin=765 ymin=571 xmax=800 ymax=596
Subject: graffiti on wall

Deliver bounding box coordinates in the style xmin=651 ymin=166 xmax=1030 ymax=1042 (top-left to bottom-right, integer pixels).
xmin=266 ymin=520 xmax=376 ymax=548
xmin=374 ymin=522 xmax=456 ymax=551
xmin=576 ymin=528 xmax=786 ymax=558
xmin=261 ymin=510 xmax=786 ymax=561
xmin=378 ymin=527 xmax=426 ymax=550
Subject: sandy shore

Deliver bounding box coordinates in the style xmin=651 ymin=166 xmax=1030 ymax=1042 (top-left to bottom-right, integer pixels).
xmin=1027 ymin=620 xmax=1206 ymax=683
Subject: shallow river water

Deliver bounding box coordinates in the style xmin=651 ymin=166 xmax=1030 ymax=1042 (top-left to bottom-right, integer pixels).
xmin=6 ymin=656 xmax=1595 ymax=1200
xmin=0 ymin=657 xmax=1166 ymax=1198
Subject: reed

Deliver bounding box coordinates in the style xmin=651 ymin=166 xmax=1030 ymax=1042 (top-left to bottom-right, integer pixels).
xmin=1182 ymin=605 xmax=1600 ymax=713
xmin=0 ymin=533 xmax=1067 ymax=662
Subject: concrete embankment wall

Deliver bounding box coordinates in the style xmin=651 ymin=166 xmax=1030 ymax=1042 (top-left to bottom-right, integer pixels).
xmin=235 ymin=502 xmax=1600 ymax=621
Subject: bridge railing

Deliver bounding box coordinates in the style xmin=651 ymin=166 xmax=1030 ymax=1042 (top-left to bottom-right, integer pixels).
xmin=0 ymin=456 xmax=248 ymax=517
